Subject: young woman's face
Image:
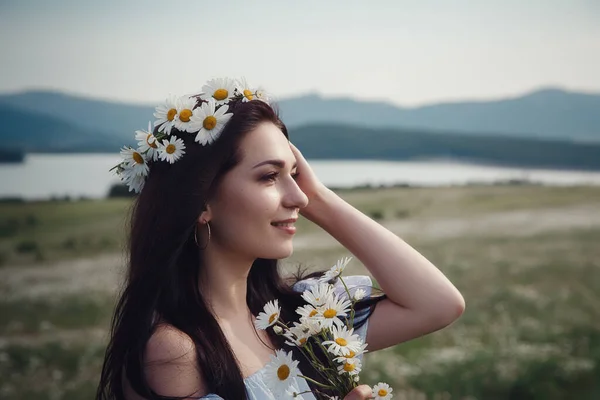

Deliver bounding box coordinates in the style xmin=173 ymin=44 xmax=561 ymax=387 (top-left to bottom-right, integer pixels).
xmin=206 ymin=121 xmax=309 ymax=260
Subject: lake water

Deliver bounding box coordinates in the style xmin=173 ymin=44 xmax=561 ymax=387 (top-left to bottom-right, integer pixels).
xmin=2 ymin=154 xmax=600 ymax=200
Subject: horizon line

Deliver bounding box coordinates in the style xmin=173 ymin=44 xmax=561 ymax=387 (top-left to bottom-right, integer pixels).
xmin=1 ymin=84 xmax=599 ymax=109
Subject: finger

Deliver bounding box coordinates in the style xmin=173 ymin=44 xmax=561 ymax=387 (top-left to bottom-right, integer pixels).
xmin=343 ymin=384 xmax=373 ymax=400
xmin=288 ymin=142 xmax=304 ymax=160
xmin=288 ymin=143 xmax=308 ymax=170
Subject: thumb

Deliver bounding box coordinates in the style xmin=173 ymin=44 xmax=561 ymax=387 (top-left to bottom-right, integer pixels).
xmin=343 ymin=384 xmax=373 ymax=400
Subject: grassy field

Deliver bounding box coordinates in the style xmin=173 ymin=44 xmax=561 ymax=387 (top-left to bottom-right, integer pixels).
xmin=1 ymin=184 xmax=599 ymax=399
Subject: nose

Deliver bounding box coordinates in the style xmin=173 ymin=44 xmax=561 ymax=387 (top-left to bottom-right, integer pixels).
xmin=282 ymin=178 xmax=309 ymax=210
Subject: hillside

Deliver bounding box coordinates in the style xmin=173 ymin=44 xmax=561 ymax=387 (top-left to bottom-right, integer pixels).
xmin=289 ymin=124 xmax=600 ymax=171
xmin=1 ymin=98 xmax=599 ymax=170
xmin=279 ymin=88 xmax=600 ymax=141
xmin=0 ymin=104 xmax=125 ymax=152
xmin=1 ymin=87 xmax=599 ymax=142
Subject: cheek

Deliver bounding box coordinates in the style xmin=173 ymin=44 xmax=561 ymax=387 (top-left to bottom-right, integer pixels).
xmin=216 ymin=186 xmax=280 ymax=233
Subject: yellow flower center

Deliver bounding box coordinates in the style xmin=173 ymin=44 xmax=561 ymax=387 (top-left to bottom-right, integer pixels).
xmin=335 ymin=338 xmax=348 ymax=346
xmin=299 ymin=338 xmax=307 ymax=345
xmin=345 ymin=351 xmax=356 ymax=358
xmin=166 ymin=144 xmax=176 ymax=154
xmin=203 ymin=116 xmax=217 ymax=130
xmin=179 ymin=109 xmax=192 ymax=122
xmin=213 ymin=89 xmax=229 ymax=101
xmin=146 ymin=134 xmax=157 ymax=149
xmin=132 ymin=152 xmax=144 ymax=164
xmin=277 ymin=364 xmax=290 ymax=381
xmin=378 ymin=389 xmax=388 ymax=396
xmin=323 ymin=309 xmax=337 ymax=319
xmin=167 ymin=108 xmax=177 ymax=121
xmin=309 ymin=310 xmax=317 ymax=317
xmin=268 ymin=313 xmax=278 ymax=324
xmin=243 ymin=89 xmax=254 ymax=100
xmin=343 ymin=362 xmax=355 ymax=372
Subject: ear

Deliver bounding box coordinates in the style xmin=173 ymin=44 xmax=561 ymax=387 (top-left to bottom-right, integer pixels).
xmin=199 ymin=203 xmax=213 ymax=224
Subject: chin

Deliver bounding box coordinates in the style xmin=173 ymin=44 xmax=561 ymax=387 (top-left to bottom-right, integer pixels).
xmin=262 ymin=243 xmax=294 ymax=260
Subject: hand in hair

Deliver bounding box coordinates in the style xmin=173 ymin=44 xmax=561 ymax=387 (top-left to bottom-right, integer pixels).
xmin=288 ymin=142 xmax=329 ymax=219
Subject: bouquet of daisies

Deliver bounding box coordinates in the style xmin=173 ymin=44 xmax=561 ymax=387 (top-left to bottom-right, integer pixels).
xmin=254 ymin=257 xmax=393 ymax=400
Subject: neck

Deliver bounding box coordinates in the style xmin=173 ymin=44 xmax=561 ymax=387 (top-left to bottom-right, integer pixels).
xmin=199 ymin=242 xmax=255 ymax=321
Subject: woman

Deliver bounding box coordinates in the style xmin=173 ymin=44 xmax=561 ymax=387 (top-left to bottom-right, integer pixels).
xmin=96 ymin=78 xmax=465 ymax=400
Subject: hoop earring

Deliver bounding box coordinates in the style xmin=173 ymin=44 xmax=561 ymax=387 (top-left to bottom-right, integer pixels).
xmin=194 ymin=222 xmax=211 ymax=250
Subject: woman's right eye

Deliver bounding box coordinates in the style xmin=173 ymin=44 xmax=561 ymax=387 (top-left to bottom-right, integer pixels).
xmin=261 ymin=172 xmax=279 ymax=182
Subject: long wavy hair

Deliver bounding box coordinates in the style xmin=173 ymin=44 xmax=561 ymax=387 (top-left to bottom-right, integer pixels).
xmin=96 ymin=99 xmax=383 ymax=399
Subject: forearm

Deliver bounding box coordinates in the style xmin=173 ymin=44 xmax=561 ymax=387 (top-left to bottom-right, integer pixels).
xmin=303 ymin=187 xmax=464 ymax=317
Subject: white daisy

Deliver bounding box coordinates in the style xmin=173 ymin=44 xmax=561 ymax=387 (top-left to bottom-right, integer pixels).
xmin=283 ymin=322 xmax=311 ymax=347
xmin=319 ymin=294 xmax=352 ymax=330
xmin=296 ymin=304 xmax=321 ymax=321
xmin=123 ymin=173 xmax=145 ymax=193
xmin=157 ymin=137 xmax=186 ymax=164
xmin=353 ymin=288 xmax=367 ymax=301
xmin=255 ymin=86 xmax=271 ymax=103
xmin=119 ymin=164 xmax=146 ymax=193
xmin=135 ymin=121 xmax=159 ymax=161
xmin=319 ymin=257 xmax=353 ymax=283
xmin=322 ymin=325 xmax=363 ymax=357
xmin=236 ymin=77 xmax=256 ymax=102
xmin=154 ymin=95 xmax=179 ymax=135
xmin=372 ymin=382 xmax=393 ymax=400
xmin=263 ymin=350 xmax=300 ymax=397
xmin=254 ymin=299 xmax=281 ymax=330
xmin=336 ymin=357 xmax=362 ymax=377
xmin=333 ymin=342 xmax=368 ymax=363
xmin=120 ymin=146 xmax=149 ymax=177
xmin=301 ymin=283 xmax=334 ymax=308
xmin=190 ymin=99 xmax=233 ymax=145
xmin=299 ymin=316 xmax=323 ymax=336
xmin=200 ymin=77 xmax=236 ymax=105
xmin=172 ymin=96 xmax=201 ymax=133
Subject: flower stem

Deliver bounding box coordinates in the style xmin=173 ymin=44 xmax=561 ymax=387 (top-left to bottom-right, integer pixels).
xmin=339 ymin=276 xmax=356 ymax=328
xmin=298 ymin=375 xmax=336 ymax=390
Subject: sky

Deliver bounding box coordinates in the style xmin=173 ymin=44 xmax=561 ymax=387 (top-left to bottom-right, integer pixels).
xmin=1 ymin=0 xmax=599 ymax=107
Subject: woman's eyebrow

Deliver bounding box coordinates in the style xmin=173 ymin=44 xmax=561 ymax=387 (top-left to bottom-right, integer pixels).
xmin=252 ymin=159 xmax=298 ymax=169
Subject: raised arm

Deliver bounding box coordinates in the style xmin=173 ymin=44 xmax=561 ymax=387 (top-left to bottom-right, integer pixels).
xmin=290 ymin=143 xmax=465 ymax=351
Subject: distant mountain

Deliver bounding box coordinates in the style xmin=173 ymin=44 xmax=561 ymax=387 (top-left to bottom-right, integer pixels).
xmin=1 ymin=87 xmax=599 ymax=170
xmin=0 ymin=91 xmax=155 ymax=140
xmin=0 ymin=87 xmax=599 ymax=142
xmin=278 ymin=88 xmax=600 ymax=141
xmin=0 ymin=103 xmax=125 ymax=152
xmin=3 ymin=98 xmax=598 ymax=170
xmin=290 ymin=124 xmax=600 ymax=171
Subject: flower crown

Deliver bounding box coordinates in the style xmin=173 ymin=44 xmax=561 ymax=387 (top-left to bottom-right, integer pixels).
xmin=111 ymin=77 xmax=270 ymax=193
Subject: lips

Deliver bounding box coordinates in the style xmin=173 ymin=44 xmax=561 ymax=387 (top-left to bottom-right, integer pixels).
xmin=271 ymin=218 xmax=298 ymax=234
xmin=271 ymin=218 xmax=297 ymax=227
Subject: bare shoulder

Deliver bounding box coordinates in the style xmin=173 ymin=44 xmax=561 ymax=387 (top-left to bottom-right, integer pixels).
xmin=142 ymin=323 xmax=208 ymax=398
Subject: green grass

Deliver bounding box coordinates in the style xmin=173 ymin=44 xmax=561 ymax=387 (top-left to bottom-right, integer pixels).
xmin=0 ymin=295 xmax=116 ymax=335
xmin=339 ymin=185 xmax=600 ymax=218
xmin=360 ymin=225 xmax=600 ymax=398
xmin=0 ymin=198 xmax=132 ymax=265
xmin=1 ymin=185 xmax=600 ymax=399
xmin=0 ymin=341 xmax=106 ymax=400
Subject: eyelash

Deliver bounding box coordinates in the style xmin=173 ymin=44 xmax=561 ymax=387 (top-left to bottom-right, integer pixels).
xmin=262 ymin=171 xmax=299 ymax=182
